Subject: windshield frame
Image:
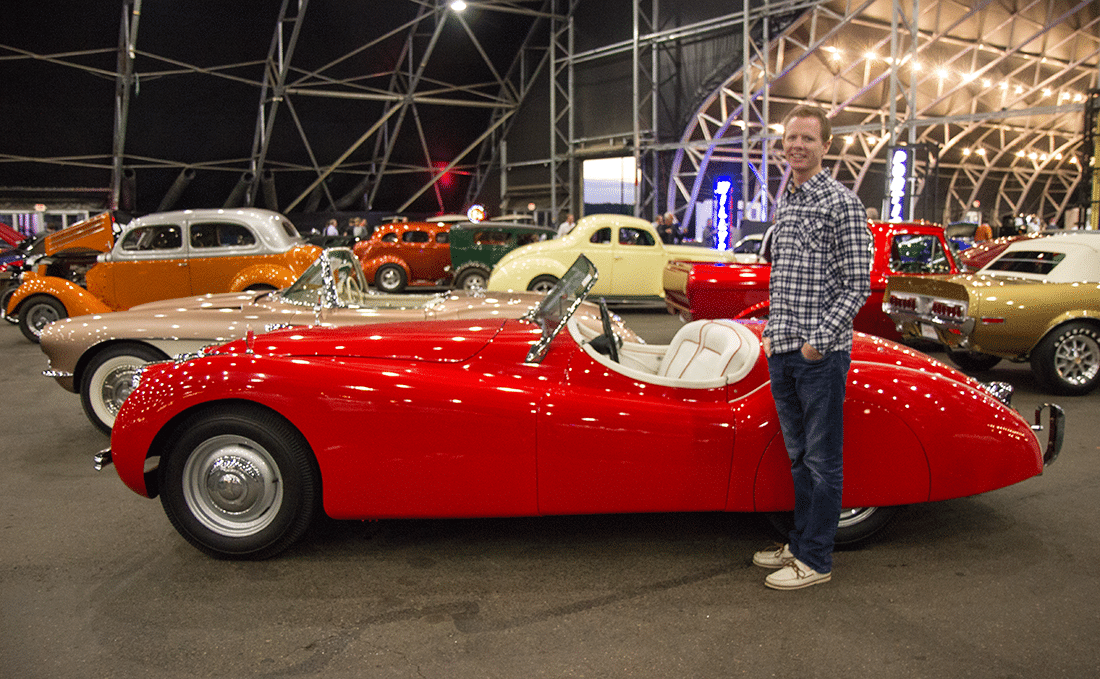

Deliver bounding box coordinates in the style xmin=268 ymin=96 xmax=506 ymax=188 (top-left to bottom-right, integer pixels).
xmin=274 ymin=248 xmax=372 ymax=308
xmin=523 ymin=255 xmax=598 ymax=364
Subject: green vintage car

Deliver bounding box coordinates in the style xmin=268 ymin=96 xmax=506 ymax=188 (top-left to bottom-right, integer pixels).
xmin=884 ymin=231 xmax=1100 ymax=395
xmin=447 ymin=221 xmax=556 ymax=292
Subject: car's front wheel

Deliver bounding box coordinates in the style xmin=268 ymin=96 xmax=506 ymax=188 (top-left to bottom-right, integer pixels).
xmin=0 ymin=285 xmax=18 ymax=324
xmin=375 ymin=263 xmax=408 ymax=293
xmin=80 ymin=343 xmax=168 ymax=434
xmin=18 ymin=294 xmax=67 ymax=342
xmin=159 ymin=405 xmax=320 ymax=559
xmin=1031 ymin=321 xmax=1100 ymax=395
xmin=767 ymin=505 xmax=900 ymax=546
xmin=527 ymin=274 xmax=559 ymax=294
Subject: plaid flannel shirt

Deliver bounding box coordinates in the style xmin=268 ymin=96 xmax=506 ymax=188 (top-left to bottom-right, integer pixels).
xmin=763 ymin=170 xmax=872 ymax=355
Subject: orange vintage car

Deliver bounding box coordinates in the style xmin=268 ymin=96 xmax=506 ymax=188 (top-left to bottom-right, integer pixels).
xmin=6 ymin=208 xmax=320 ymax=342
xmin=353 ymin=220 xmax=452 ymax=292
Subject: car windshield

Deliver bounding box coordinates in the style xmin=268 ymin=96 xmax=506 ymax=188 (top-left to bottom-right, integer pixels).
xmin=277 ymin=249 xmax=373 ymax=306
xmin=275 ymin=249 xmax=446 ymax=309
xmin=524 ymin=255 xmax=598 ymax=364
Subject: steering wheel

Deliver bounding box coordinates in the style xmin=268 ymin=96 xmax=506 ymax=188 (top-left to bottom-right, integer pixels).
xmin=336 ymin=268 xmax=362 ymax=302
xmin=599 ymin=297 xmax=620 ymax=363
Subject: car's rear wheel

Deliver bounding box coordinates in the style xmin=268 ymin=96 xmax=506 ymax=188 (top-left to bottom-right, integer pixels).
xmin=159 ymin=405 xmax=320 ymax=559
xmin=454 ymin=265 xmax=491 ymax=294
xmin=1031 ymin=321 xmax=1100 ymax=395
xmin=80 ymin=343 xmax=168 ymax=434
xmin=946 ymin=348 xmax=1002 ymax=372
xmin=375 ymin=263 xmax=408 ymax=293
xmin=767 ymin=505 xmax=901 ymax=546
xmin=18 ymin=294 xmax=66 ymax=343
xmin=527 ymin=274 xmax=559 ymax=294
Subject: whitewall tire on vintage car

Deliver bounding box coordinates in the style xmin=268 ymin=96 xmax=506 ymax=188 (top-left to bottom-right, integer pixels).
xmin=159 ymin=405 xmax=320 ymax=560
xmin=18 ymin=294 xmax=67 ymax=343
xmin=81 ymin=343 xmax=169 ymax=434
xmin=1031 ymin=321 xmax=1100 ymax=396
xmin=768 ymin=505 xmax=901 ymax=545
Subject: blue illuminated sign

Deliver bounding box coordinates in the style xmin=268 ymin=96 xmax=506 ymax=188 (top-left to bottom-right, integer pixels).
xmin=888 ymin=147 xmax=909 ymax=221
xmin=713 ymin=177 xmax=733 ymax=251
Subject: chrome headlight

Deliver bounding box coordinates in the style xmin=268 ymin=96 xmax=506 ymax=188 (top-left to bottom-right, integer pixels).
xmin=979 ymin=380 xmax=1013 ymax=406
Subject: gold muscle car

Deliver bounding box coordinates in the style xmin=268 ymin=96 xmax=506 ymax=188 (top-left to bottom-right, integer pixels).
xmin=884 ymin=232 xmax=1100 ymax=395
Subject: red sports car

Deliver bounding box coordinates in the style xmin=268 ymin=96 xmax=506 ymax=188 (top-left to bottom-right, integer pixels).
xmin=99 ymin=256 xmax=1063 ymax=559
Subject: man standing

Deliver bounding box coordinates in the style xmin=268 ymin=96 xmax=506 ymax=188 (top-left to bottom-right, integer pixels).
xmin=557 ymin=213 xmax=576 ymax=238
xmin=753 ymin=105 xmax=872 ymax=590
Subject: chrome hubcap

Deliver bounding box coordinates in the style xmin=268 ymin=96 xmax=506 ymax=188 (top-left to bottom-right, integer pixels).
xmin=838 ymin=507 xmax=875 ymax=527
xmin=379 ymin=268 xmax=401 ymax=288
xmin=183 ymin=435 xmax=282 ymax=537
xmin=462 ymin=273 xmax=486 ymax=293
xmin=29 ymin=305 xmax=60 ymax=333
xmin=1054 ymin=334 xmax=1099 ymax=386
xmin=101 ymin=364 xmax=140 ymax=416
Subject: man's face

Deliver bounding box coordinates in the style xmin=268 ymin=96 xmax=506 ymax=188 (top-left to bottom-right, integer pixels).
xmin=782 ymin=116 xmax=828 ymax=182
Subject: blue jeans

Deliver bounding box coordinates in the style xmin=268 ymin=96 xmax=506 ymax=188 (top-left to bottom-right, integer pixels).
xmin=767 ymin=349 xmax=851 ymax=574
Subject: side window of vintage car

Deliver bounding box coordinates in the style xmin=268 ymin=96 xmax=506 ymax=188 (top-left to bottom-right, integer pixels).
xmin=475 ymin=230 xmax=509 ymax=246
xmin=190 ymin=222 xmax=256 ymax=249
xmin=590 ymin=228 xmax=612 ymax=244
xmin=403 ymin=230 xmax=430 ymax=243
xmin=435 ymin=231 xmax=449 ymax=244
xmin=619 ymin=227 xmax=655 ymax=246
xmin=890 ymin=234 xmax=949 ymax=273
xmin=381 ymin=232 xmax=399 ymax=243
xmin=120 ymin=224 xmax=183 ymax=252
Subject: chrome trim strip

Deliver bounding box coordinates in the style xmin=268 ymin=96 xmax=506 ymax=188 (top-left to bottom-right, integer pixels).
xmin=43 ymin=369 xmax=74 ymax=379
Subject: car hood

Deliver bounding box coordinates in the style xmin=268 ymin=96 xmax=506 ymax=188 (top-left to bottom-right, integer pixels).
xmin=129 ymin=291 xmax=266 ymax=312
xmin=214 ymin=319 xmax=518 ymax=363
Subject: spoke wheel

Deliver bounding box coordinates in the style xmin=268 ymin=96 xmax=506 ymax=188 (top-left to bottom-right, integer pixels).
xmin=1032 ymin=321 xmax=1100 ymax=395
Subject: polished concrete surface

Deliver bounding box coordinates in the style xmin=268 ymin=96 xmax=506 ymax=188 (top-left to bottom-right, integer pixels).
xmin=2 ymin=311 xmax=1098 ymax=678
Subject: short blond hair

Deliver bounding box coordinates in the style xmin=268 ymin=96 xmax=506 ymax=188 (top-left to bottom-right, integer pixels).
xmin=782 ymin=105 xmax=832 ymax=145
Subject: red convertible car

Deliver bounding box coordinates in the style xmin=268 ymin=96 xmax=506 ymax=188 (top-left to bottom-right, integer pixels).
xmin=99 ymin=256 xmax=1063 ymax=559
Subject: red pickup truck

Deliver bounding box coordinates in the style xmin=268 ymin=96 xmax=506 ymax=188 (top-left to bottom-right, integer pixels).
xmin=663 ymin=221 xmax=962 ymax=341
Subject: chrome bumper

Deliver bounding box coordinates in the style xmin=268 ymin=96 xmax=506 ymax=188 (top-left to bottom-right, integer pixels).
xmin=1032 ymin=403 xmax=1065 ymax=467
xmin=93 ymin=448 xmax=112 ymax=471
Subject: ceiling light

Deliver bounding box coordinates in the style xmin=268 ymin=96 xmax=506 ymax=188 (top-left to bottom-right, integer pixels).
xmin=450 ymin=0 xmax=467 ymax=10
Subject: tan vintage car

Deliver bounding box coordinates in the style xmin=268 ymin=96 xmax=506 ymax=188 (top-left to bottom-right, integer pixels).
xmin=40 ymin=249 xmax=637 ymax=432
xmin=884 ymin=232 xmax=1100 ymax=395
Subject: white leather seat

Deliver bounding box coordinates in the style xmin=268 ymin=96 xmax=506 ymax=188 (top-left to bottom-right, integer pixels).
xmin=658 ymin=319 xmax=752 ymax=381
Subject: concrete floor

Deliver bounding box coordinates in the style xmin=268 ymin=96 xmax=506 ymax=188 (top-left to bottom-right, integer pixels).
xmin=1 ymin=311 xmax=1098 ymax=678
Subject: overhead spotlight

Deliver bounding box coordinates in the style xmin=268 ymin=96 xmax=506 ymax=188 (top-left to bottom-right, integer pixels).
xmin=450 ymin=0 xmax=467 ymax=10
